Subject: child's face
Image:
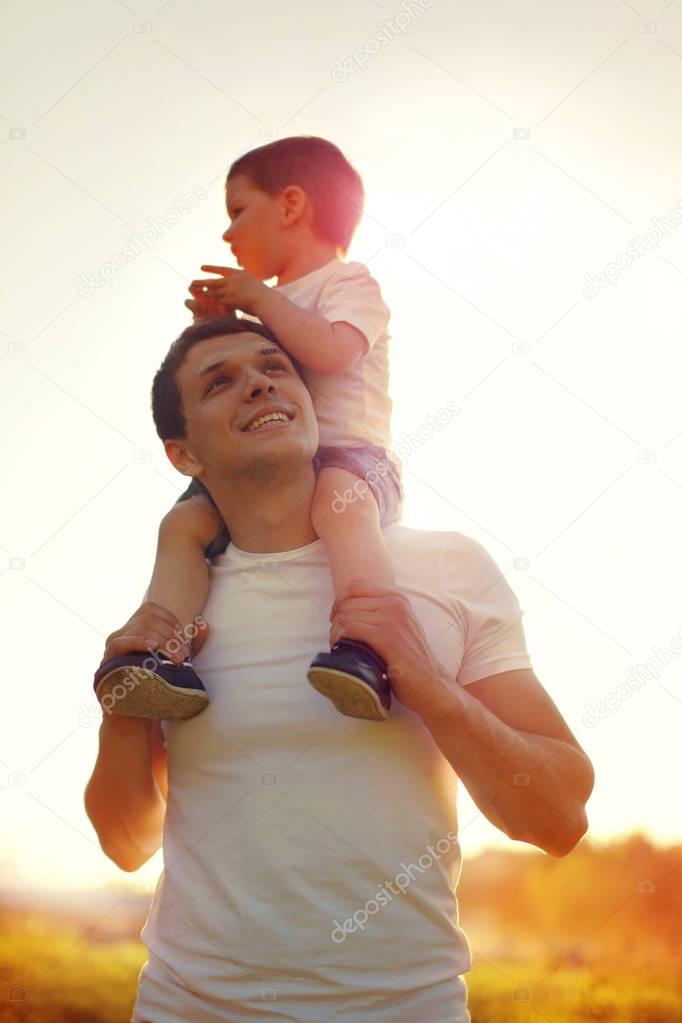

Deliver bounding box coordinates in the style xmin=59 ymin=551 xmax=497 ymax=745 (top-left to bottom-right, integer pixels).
xmin=223 ymin=175 xmax=287 ymax=281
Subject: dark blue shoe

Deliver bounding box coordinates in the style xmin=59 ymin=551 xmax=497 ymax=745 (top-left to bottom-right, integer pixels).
xmin=93 ymin=651 xmax=209 ymax=720
xmin=307 ymin=638 xmax=391 ymax=721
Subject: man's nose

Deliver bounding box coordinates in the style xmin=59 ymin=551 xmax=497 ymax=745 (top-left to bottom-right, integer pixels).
xmin=243 ymin=371 xmax=276 ymax=400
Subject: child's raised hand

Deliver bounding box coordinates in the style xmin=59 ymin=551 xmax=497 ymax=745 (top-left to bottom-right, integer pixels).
xmin=192 ymin=265 xmax=265 ymax=316
xmin=185 ymin=282 xmax=235 ymax=322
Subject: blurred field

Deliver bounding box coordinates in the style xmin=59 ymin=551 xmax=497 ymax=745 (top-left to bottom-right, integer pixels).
xmin=1 ymin=833 xmax=680 ymax=1021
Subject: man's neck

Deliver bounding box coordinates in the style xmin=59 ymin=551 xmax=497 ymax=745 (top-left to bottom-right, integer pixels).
xmin=276 ymin=239 xmax=340 ymax=286
xmin=204 ymin=465 xmax=319 ymax=554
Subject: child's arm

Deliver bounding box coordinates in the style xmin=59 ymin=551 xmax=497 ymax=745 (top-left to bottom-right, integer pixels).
xmin=193 ymin=265 xmax=367 ymax=375
xmin=249 ymin=287 xmax=367 ymax=375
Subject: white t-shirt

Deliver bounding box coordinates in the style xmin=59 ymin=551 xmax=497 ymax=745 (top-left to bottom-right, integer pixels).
xmin=133 ymin=524 xmax=532 ymax=1023
xmin=243 ymin=258 xmax=393 ymax=449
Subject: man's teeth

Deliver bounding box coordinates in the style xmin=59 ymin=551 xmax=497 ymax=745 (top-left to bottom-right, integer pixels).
xmin=247 ymin=412 xmax=289 ymax=432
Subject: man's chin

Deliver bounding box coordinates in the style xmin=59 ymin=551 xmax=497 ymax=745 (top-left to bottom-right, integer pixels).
xmin=244 ymin=438 xmax=314 ymax=481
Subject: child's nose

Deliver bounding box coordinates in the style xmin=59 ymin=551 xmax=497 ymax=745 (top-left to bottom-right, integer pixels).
xmin=222 ymin=225 xmax=232 ymax=243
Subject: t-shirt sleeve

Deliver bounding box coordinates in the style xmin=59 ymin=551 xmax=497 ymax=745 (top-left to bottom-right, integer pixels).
xmin=442 ymin=535 xmax=533 ymax=686
xmin=317 ymin=262 xmax=390 ymax=354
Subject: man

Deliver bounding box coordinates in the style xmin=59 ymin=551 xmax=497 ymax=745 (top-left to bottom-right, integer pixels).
xmin=85 ymin=317 xmax=594 ymax=1023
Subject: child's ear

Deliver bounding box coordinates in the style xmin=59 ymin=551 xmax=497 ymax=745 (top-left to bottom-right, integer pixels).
xmin=280 ymin=185 xmax=307 ymax=227
xmin=164 ymin=438 xmax=204 ymax=478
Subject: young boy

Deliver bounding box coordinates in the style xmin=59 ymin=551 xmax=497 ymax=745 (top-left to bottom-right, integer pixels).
xmin=93 ymin=136 xmax=403 ymax=722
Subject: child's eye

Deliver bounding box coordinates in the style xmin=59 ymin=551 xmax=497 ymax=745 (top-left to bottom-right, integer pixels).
xmin=264 ymin=360 xmax=287 ymax=373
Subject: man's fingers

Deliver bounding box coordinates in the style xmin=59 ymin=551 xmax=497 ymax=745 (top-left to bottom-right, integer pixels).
xmin=104 ymin=634 xmax=159 ymax=660
xmin=104 ymin=634 xmax=191 ymax=666
xmin=138 ymin=615 xmax=193 ymax=661
xmin=329 ymin=600 xmax=383 ymax=622
xmin=329 ymin=616 xmax=379 ymax=648
xmin=330 ymin=581 xmax=397 ymax=618
xmin=104 ymin=634 xmax=174 ymax=663
xmin=105 ymin=603 xmax=192 ymax=662
xmin=134 ymin=602 xmax=185 ymax=632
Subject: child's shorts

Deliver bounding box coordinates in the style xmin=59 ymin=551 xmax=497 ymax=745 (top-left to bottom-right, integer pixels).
xmin=175 ymin=443 xmax=404 ymax=561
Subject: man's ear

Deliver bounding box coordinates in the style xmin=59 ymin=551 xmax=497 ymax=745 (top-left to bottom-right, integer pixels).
xmin=279 ymin=185 xmax=308 ymax=228
xmin=164 ymin=438 xmax=204 ymax=478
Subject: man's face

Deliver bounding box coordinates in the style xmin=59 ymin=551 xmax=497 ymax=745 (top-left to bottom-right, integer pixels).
xmin=222 ymin=174 xmax=287 ymax=280
xmin=170 ymin=332 xmax=318 ymax=485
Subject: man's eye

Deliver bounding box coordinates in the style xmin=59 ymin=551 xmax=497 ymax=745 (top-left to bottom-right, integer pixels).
xmin=206 ymin=375 xmax=231 ymax=394
xmin=205 ymin=361 xmax=285 ymax=396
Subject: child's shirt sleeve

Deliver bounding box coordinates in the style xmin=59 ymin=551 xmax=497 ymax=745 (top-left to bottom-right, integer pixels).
xmin=317 ymin=261 xmax=391 ymax=356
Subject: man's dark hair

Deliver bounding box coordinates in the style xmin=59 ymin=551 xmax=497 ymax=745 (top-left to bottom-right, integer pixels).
xmin=228 ymin=136 xmax=364 ymax=254
xmin=151 ymin=316 xmax=281 ymax=441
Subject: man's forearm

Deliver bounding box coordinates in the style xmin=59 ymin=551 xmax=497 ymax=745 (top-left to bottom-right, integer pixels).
xmin=420 ymin=684 xmax=592 ymax=856
xmin=251 ymin=287 xmax=339 ymax=373
xmin=84 ymin=716 xmax=166 ymax=871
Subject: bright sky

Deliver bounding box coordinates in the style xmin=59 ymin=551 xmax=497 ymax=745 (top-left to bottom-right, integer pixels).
xmin=1 ymin=0 xmax=681 ymax=892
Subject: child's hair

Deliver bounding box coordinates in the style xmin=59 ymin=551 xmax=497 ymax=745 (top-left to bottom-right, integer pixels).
xmin=227 ymin=136 xmax=364 ymax=254
xmin=151 ymin=315 xmax=281 ymax=441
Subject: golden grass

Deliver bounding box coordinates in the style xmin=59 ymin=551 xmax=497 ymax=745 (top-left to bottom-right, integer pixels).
xmin=0 ymin=922 xmax=680 ymax=1022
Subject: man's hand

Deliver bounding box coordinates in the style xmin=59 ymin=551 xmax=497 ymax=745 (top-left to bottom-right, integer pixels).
xmin=329 ymin=579 xmax=452 ymax=718
xmin=102 ymin=601 xmax=209 ymax=666
xmin=191 ymin=264 xmax=266 ymax=316
xmin=185 ymin=282 xmax=236 ymax=322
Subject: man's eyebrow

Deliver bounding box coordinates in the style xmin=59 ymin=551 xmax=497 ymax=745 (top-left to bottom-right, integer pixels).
xmin=197 ymin=346 xmax=286 ymax=380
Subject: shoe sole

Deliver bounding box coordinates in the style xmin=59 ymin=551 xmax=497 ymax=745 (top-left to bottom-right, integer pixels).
xmin=95 ymin=668 xmax=209 ymax=720
xmin=307 ymin=666 xmax=389 ymax=721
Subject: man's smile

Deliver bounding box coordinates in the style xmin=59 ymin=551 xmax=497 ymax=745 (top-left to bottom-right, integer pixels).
xmin=240 ymin=406 xmax=296 ymax=433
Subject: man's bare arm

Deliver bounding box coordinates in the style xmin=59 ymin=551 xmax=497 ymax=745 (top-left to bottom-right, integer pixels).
xmin=327 ymin=581 xmax=594 ymax=858
xmin=420 ymin=669 xmax=594 ymax=857
xmin=85 ymin=716 xmax=166 ymax=872
xmin=84 ymin=601 xmax=206 ymax=871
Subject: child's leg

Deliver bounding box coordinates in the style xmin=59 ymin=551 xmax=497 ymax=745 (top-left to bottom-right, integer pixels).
xmin=147 ymin=494 xmax=224 ymax=641
xmin=307 ymin=466 xmax=394 ymax=722
xmin=310 ymin=466 xmax=395 ymax=597
xmin=93 ymin=493 xmax=224 ymax=721
xmin=304 ymin=464 xmax=400 ymax=720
